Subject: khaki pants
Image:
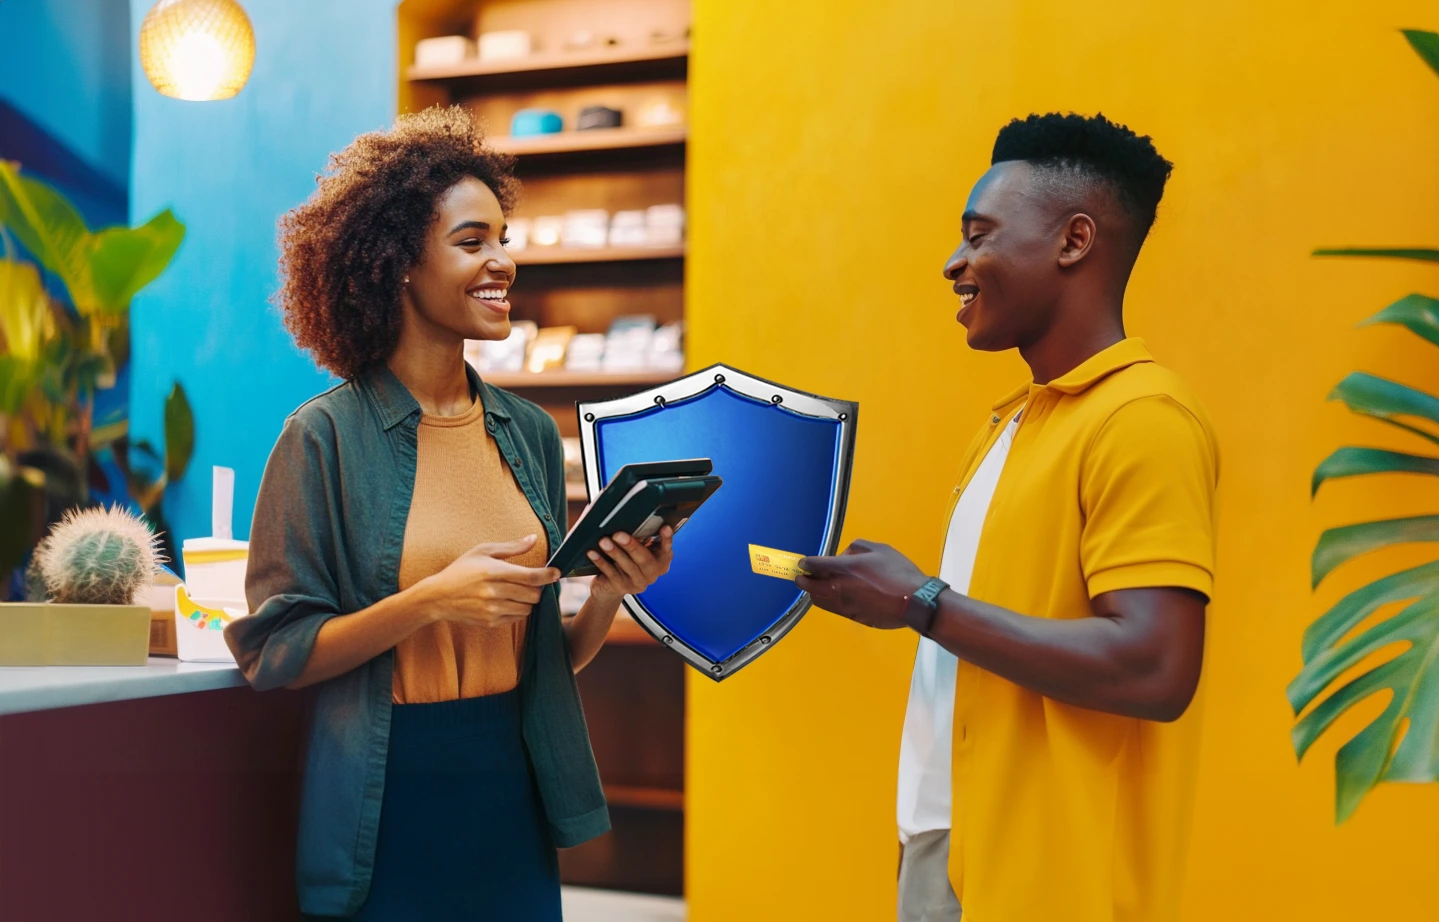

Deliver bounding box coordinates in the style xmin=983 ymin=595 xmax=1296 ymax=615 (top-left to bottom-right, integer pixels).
xmin=897 ymin=829 xmax=961 ymax=922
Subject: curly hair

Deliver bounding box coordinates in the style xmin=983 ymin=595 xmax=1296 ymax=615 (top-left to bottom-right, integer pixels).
xmin=991 ymin=112 xmax=1173 ymax=245
xmin=276 ymin=105 xmax=520 ymax=379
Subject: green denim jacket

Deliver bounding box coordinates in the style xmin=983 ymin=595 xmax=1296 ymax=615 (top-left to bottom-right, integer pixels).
xmin=224 ymin=363 xmax=609 ymax=918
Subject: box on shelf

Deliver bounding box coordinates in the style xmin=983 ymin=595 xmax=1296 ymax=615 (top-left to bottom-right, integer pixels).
xmin=182 ymin=537 xmax=248 ymax=600
xmin=531 ymin=216 xmax=563 ymax=247
xmin=565 ymin=333 xmax=607 ymax=371
xmin=138 ymin=566 xmax=183 ymax=656
xmin=511 ymin=108 xmax=562 ymax=137
xmin=561 ymin=438 xmax=584 ymax=484
xmin=635 ymin=97 xmax=685 ymax=128
xmin=576 ymin=105 xmax=622 ymax=131
xmin=649 ymin=321 xmax=685 ymax=372
xmin=603 ymin=315 xmax=657 ymax=372
xmin=414 ymin=35 xmax=473 ymax=69
xmin=608 ymin=210 xmax=647 ymax=247
xmin=562 ymin=210 xmax=610 ymax=248
xmin=478 ymin=29 xmax=532 ymax=63
xmin=527 ymin=326 xmax=577 ymax=373
xmin=646 ymin=204 xmax=685 ymax=246
xmin=174 ymin=584 xmax=245 ymax=664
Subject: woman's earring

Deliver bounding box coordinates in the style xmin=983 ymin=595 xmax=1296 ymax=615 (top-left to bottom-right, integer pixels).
xmin=402 ymin=276 xmax=409 ymax=285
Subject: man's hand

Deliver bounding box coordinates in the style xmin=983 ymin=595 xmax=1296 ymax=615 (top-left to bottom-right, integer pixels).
xmin=797 ymin=539 xmax=930 ymax=629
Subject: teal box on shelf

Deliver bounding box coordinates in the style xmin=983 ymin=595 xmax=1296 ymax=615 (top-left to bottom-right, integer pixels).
xmin=511 ymin=109 xmax=563 ymax=137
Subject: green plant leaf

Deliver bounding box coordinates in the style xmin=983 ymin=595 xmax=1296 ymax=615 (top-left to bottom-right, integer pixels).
xmin=1358 ymin=293 xmax=1439 ymax=348
xmin=0 ymin=160 xmax=88 ymax=284
xmin=1314 ymin=248 xmax=1439 ymax=263
xmin=1288 ymin=596 xmax=1439 ymax=821
xmin=0 ymin=163 xmax=185 ymax=317
xmin=1313 ymin=515 xmax=1439 ymax=588
xmin=1300 ymin=559 xmax=1439 ymax=661
xmin=164 ymin=382 xmax=194 ymax=485
xmin=1313 ymin=446 xmax=1439 ymax=496
xmin=1330 ymin=372 xmax=1439 ymax=447
xmin=1402 ymin=29 xmax=1439 ymax=79
xmin=0 ymin=355 xmax=36 ymax=418
xmin=0 ymin=259 xmax=55 ymax=360
xmin=83 ymin=210 xmax=185 ymax=315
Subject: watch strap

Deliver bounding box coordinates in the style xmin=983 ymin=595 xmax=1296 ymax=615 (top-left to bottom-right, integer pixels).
xmin=902 ymin=577 xmax=949 ymax=635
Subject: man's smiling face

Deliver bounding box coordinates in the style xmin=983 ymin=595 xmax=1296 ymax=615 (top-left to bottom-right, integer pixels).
xmin=943 ymin=161 xmax=1069 ymax=353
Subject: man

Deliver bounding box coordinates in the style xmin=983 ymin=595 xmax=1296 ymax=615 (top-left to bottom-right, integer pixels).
xmin=798 ymin=113 xmax=1218 ymax=922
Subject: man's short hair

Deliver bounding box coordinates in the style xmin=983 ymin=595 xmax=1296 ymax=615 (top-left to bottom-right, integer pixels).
xmin=992 ymin=113 xmax=1174 ymax=246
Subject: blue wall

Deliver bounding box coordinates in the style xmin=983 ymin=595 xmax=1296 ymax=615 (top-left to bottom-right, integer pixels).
xmin=0 ymin=0 xmax=132 ymax=193
xmin=128 ymin=0 xmax=398 ymax=544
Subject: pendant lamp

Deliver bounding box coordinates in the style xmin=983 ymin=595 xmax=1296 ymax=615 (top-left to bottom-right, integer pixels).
xmin=139 ymin=0 xmax=256 ymax=101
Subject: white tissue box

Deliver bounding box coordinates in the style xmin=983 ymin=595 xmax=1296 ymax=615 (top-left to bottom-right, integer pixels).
xmin=415 ymin=35 xmax=473 ymax=69
xmin=174 ymin=584 xmax=246 ymax=663
xmin=181 ymin=537 xmax=249 ymax=601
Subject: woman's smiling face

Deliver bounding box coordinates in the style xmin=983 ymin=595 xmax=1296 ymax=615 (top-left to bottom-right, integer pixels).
xmin=403 ymin=176 xmax=518 ymax=344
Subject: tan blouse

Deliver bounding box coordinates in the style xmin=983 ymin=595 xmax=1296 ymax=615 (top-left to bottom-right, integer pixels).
xmin=391 ymin=395 xmax=549 ymax=704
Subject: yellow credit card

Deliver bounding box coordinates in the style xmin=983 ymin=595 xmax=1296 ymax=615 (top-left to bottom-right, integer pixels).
xmin=748 ymin=544 xmax=811 ymax=580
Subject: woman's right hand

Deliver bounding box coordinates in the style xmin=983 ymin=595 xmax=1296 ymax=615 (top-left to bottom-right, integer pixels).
xmin=417 ymin=534 xmax=561 ymax=628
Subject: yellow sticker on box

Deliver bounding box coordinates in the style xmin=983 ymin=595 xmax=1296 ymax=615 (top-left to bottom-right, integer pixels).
xmin=748 ymin=544 xmax=811 ymax=580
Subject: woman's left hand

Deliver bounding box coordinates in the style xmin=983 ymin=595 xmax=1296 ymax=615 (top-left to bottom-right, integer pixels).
xmin=586 ymin=526 xmax=675 ymax=603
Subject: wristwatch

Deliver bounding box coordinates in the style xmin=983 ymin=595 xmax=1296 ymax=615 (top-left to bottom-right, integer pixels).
xmin=901 ymin=577 xmax=949 ymax=635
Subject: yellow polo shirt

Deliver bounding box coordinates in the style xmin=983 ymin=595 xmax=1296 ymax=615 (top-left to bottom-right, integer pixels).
xmin=945 ymin=338 xmax=1218 ymax=922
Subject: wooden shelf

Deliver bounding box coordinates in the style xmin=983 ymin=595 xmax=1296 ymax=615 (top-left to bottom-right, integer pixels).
xmin=603 ymin=784 xmax=684 ymax=811
xmin=512 ymin=244 xmax=684 ymax=266
xmin=407 ymin=43 xmax=688 ymax=84
xmin=483 ymin=369 xmax=676 ymax=389
xmin=493 ymin=126 xmax=686 ymax=157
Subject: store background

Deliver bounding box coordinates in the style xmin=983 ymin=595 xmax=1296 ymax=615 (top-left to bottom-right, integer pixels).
xmin=3 ymin=0 xmax=1437 ymax=919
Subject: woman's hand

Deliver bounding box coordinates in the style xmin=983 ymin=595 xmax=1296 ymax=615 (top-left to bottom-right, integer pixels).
xmin=418 ymin=534 xmax=561 ymax=628
xmin=586 ymin=527 xmax=675 ymax=604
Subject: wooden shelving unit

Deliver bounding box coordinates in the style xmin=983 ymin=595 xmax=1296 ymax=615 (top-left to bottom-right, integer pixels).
xmin=401 ymin=0 xmax=690 ymax=899
xmin=512 ymin=244 xmax=684 ymax=266
xmin=407 ymin=42 xmax=688 ymax=85
xmin=491 ymin=125 xmax=686 ymax=157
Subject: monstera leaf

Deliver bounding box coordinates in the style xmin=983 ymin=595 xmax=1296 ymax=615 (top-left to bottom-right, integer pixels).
xmin=1293 ymin=248 xmax=1439 ymax=818
xmin=1296 ymin=27 xmax=1439 ymax=814
xmin=0 ymin=160 xmax=184 ymax=317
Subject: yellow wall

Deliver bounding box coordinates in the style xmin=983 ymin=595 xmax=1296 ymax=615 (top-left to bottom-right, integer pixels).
xmin=685 ymin=1 xmax=1439 ymax=919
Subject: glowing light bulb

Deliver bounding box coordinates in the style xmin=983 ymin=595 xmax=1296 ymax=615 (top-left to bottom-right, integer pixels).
xmin=139 ymin=0 xmax=256 ymax=102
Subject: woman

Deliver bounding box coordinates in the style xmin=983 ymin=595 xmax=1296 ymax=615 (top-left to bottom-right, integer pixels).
xmin=225 ymin=106 xmax=672 ymax=921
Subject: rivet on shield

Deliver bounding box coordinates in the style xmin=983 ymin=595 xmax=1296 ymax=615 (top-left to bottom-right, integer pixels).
xmin=714 ymin=374 xmax=726 ymax=384
xmin=771 ymin=395 xmax=783 ymax=404
xmin=839 ymin=413 xmax=848 ymax=421
xmin=654 ymin=395 xmax=666 ymax=406
xmin=761 ymin=635 xmax=771 ymax=645
xmin=585 ymin=413 xmax=595 ymax=422
xmin=710 ymin=665 xmax=722 ymax=673
xmin=662 ymin=635 xmax=673 ymax=644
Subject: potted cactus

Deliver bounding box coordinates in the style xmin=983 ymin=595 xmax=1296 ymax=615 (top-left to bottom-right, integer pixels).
xmin=0 ymin=505 xmax=160 ymax=665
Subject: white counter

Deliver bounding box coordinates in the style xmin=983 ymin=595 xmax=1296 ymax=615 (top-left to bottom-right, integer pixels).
xmin=0 ymin=658 xmax=247 ymax=716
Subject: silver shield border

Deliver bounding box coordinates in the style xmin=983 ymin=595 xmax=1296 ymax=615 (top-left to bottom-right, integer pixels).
xmin=575 ymin=363 xmax=858 ymax=681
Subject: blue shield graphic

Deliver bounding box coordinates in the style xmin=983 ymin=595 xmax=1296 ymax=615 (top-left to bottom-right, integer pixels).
xmin=577 ymin=364 xmax=857 ymax=680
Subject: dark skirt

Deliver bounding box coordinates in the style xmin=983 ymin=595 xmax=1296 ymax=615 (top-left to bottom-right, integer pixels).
xmin=347 ymin=689 xmax=562 ymax=922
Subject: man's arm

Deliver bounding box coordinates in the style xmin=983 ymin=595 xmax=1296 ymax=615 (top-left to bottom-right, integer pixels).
xmin=924 ymin=584 xmax=1205 ymax=722
xmin=797 ymin=541 xmax=1205 ymax=722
